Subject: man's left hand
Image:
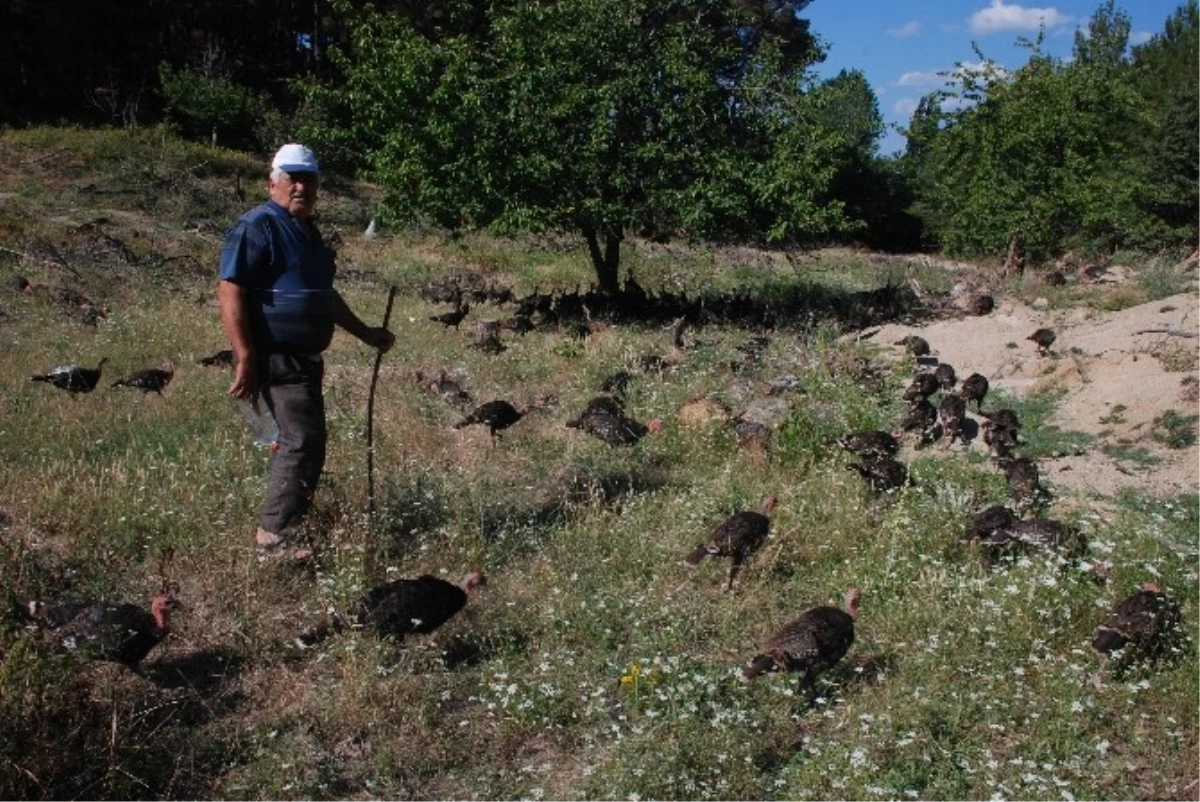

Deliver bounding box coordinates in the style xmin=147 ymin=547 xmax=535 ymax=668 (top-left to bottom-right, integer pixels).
xmin=368 ymin=327 xmax=396 ymax=353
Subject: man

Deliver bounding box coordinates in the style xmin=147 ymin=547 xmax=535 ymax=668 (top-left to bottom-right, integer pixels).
xmin=218 ymin=143 xmax=394 ymax=555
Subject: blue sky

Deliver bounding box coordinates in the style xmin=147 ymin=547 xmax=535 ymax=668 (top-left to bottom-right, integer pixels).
xmin=802 ymin=0 xmax=1187 ymax=155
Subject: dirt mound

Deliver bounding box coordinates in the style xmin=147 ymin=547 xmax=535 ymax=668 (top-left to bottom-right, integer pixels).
xmin=874 ymin=291 xmax=1199 ymax=500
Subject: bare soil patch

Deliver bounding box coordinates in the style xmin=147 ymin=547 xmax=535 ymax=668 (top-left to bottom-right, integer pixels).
xmin=874 ymin=290 xmax=1199 ymax=501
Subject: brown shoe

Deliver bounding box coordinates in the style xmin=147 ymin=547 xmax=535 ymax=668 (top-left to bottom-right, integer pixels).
xmin=255 ymin=527 xmax=313 ymax=561
xmin=256 ymin=526 xmax=285 ymax=549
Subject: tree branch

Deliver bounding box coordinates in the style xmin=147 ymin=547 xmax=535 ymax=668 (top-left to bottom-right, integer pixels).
xmin=1134 ymin=328 xmax=1198 ymax=339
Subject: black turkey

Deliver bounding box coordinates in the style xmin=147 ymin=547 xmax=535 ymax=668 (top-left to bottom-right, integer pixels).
xmin=894 ymin=335 xmax=932 ymax=358
xmin=898 ymin=398 xmax=938 ymax=443
xmin=499 ymin=314 xmax=535 ymax=335
xmin=198 ymin=349 xmax=234 ymax=368
xmin=960 ymin=373 xmax=989 ymax=412
xmin=743 ymin=587 xmax=860 ymax=683
xmin=976 ymin=517 xmax=1084 ymax=558
xmin=982 ymin=409 xmax=1021 ymax=431
xmin=961 ymin=505 xmax=1017 ymax=541
xmin=31 ymin=358 xmax=107 ymax=394
xmin=968 ymin=294 xmax=995 ymax=315
xmin=982 ymin=419 xmax=1020 ymax=457
xmin=938 ymin=393 xmax=967 ymax=447
xmin=996 ymin=456 xmax=1041 ymax=501
xmin=580 ymin=395 xmax=626 ymax=418
xmin=359 ymin=572 xmax=485 ymax=640
xmin=1028 ymin=328 xmax=1056 ymax=356
xmin=25 ymin=593 xmax=179 ymax=669
xmin=934 ymin=363 xmax=957 ymax=391
xmin=1092 ymin=582 xmax=1181 ymax=661
xmin=847 ymin=457 xmax=908 ymax=493
xmin=685 ymin=495 xmax=777 ymax=591
xmin=453 ymin=396 xmax=549 ymax=441
xmin=298 ymin=573 xmax=485 ymax=646
xmin=837 ymin=431 xmax=899 ymax=460
xmin=565 ymin=409 xmax=658 ymax=447
xmin=902 ymin=373 xmax=940 ymax=402
xmin=111 ymin=368 xmax=174 ymax=395
xmin=430 ymin=303 xmax=470 ymax=330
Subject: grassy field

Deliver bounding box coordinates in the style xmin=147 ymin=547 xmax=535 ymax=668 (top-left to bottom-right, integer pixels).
xmin=0 ymin=127 xmax=1196 ymax=801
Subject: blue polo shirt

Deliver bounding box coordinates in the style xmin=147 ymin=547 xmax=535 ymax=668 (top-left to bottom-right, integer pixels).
xmin=218 ymin=200 xmax=337 ymax=354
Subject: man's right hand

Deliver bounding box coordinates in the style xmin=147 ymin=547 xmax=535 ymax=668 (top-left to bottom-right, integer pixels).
xmin=229 ymin=356 xmax=260 ymax=405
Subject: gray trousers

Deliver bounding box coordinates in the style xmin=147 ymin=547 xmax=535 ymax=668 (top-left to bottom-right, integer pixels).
xmin=260 ymin=352 xmax=326 ymax=537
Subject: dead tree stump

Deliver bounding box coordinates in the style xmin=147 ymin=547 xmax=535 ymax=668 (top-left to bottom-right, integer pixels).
xmin=471 ymin=320 xmax=506 ymax=354
xmin=1002 ymin=231 xmax=1025 ymax=278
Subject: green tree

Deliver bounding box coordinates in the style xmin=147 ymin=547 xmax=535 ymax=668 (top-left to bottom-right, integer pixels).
xmin=1130 ymin=0 xmax=1199 ymax=241
xmin=305 ymin=0 xmax=848 ymax=292
xmin=159 ymin=62 xmax=263 ymax=147
xmin=904 ymin=2 xmax=1182 ymax=260
xmin=807 ymin=68 xmax=923 ymax=250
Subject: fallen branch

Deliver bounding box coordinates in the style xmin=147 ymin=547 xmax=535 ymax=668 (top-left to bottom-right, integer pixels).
xmin=1133 ymin=328 xmax=1198 ymax=339
xmin=0 ymin=245 xmax=82 ymax=280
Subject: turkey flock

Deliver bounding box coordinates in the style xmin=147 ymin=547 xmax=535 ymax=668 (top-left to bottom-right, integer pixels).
xmin=15 ymin=267 xmax=1183 ymax=704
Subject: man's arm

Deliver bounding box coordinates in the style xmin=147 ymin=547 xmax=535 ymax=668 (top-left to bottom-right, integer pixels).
xmin=217 ymin=279 xmax=260 ymax=402
xmin=332 ymin=291 xmax=395 ymax=352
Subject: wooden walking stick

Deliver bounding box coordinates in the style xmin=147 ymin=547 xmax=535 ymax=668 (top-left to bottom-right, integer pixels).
xmin=366 ymin=285 xmax=397 ymax=517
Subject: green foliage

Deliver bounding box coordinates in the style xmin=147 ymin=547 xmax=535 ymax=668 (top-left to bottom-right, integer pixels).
xmin=903 ymin=1 xmax=1196 ymax=259
xmin=1152 ymin=409 xmax=1199 ymax=449
xmin=158 ymin=63 xmax=264 ymax=148
xmin=1100 ymin=442 xmax=1162 ymax=467
xmin=303 ymin=0 xmax=851 ymax=290
xmin=1130 ymin=0 xmax=1200 ymax=240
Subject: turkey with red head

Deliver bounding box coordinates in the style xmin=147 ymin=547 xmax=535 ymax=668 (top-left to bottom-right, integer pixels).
xmin=25 ymin=592 xmax=179 ymax=669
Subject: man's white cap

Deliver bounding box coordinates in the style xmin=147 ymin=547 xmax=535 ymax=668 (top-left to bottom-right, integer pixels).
xmin=271 ymin=143 xmax=320 ymax=174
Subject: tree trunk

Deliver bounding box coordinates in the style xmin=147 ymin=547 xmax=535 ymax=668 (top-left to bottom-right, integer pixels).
xmin=1003 ymin=230 xmax=1025 ymax=278
xmin=584 ymin=225 xmax=623 ymax=294
xmin=471 ymin=320 xmax=506 ymax=354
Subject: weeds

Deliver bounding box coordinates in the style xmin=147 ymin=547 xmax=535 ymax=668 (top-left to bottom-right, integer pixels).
xmin=1151 ymin=340 xmax=1199 ymax=373
xmin=0 ymin=127 xmax=1196 ymax=802
xmin=1100 ymin=442 xmax=1162 ymax=467
xmin=985 ymin=387 xmax=1096 ymax=458
xmin=1152 ymin=410 xmax=1199 ymax=449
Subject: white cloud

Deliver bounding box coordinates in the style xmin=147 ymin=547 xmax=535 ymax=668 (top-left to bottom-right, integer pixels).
xmin=1131 ymin=30 xmax=1153 ymax=45
xmin=893 ymin=60 xmax=1006 ymax=91
xmin=892 ymin=94 xmax=971 ymax=120
xmin=895 ymin=70 xmax=944 ymax=88
xmin=888 ymin=21 xmax=921 ymax=38
xmin=968 ymin=0 xmax=1072 ymax=35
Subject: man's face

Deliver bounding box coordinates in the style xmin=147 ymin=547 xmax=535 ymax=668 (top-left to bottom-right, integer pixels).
xmin=269 ymin=170 xmax=319 ymax=220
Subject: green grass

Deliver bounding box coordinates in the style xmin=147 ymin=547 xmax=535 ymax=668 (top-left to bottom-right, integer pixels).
xmin=0 ymin=127 xmax=1196 ymax=801
xmin=984 ymin=387 xmax=1096 ymax=458
xmin=1100 ymin=442 xmax=1163 ymax=467
xmin=1152 ymin=410 xmax=1199 ymax=449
